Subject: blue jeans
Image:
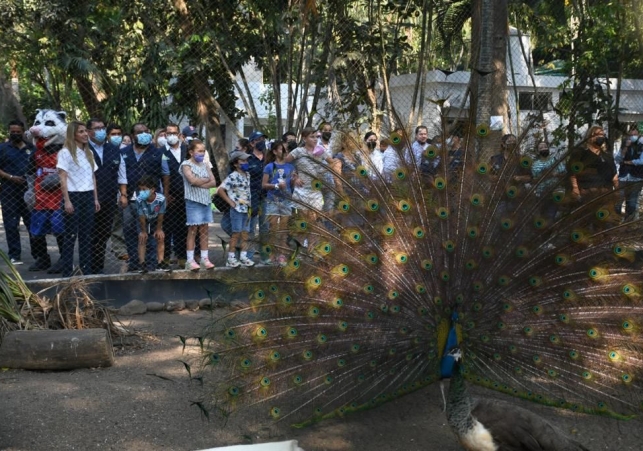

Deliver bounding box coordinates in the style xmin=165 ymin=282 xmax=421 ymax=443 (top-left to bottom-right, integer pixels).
xmin=123 ymin=201 xmax=156 ymax=270
xmin=61 ymin=191 xmax=95 ymax=276
xmin=246 ymin=200 xmax=268 ymax=259
xmin=622 ymin=181 xmax=643 ymax=218
xmin=1 ymin=190 xmax=36 ymax=260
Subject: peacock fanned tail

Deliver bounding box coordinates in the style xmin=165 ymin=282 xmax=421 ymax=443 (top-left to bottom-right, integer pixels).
xmin=200 ymin=113 xmax=643 ymax=426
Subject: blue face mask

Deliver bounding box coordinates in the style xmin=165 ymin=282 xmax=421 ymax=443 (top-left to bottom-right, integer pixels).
xmin=110 ymin=136 xmax=123 ymax=147
xmin=194 ymin=154 xmax=205 ymax=163
xmin=94 ymin=129 xmax=107 ymax=143
xmin=240 ymin=162 xmax=249 ymax=171
xmin=137 ymin=189 xmax=151 ymax=201
xmin=136 ymin=132 xmax=153 ymax=146
xmin=255 ymin=140 xmax=266 ymax=152
xmin=631 ymin=135 xmax=639 ymax=143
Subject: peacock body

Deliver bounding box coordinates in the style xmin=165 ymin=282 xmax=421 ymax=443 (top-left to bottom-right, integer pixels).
xmin=196 ymin=113 xmax=643 ymax=448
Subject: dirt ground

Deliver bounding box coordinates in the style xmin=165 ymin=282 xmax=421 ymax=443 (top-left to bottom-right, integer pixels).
xmin=1 ymin=309 xmax=642 ymax=451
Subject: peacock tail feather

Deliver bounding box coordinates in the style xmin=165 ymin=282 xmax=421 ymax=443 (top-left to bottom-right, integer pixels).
xmin=198 ymin=112 xmax=643 ymax=427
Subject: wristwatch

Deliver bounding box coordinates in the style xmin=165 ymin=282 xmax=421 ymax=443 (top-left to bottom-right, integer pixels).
xmin=274 ymin=183 xmax=279 ymax=190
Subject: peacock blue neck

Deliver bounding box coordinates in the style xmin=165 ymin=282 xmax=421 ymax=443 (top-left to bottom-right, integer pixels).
xmin=439 ymin=312 xmax=460 ymax=379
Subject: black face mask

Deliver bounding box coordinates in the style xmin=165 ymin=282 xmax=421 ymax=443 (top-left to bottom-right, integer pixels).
xmin=366 ymin=141 xmax=377 ymax=150
xmin=321 ymin=131 xmax=332 ymax=142
xmin=287 ymin=140 xmax=297 ymax=151
xmin=539 ymin=151 xmax=550 ymax=157
xmin=9 ymin=133 xmax=23 ymax=143
xmin=594 ymin=137 xmax=606 ymax=146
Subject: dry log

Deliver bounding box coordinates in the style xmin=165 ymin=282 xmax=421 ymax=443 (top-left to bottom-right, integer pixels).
xmin=0 ymin=328 xmax=114 ymax=370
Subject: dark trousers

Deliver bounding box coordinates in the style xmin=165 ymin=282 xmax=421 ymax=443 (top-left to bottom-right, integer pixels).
xmin=164 ymin=198 xmax=187 ymax=261
xmin=123 ymin=202 xmax=155 ymax=270
xmin=1 ymin=192 xmax=36 ymax=260
xmin=622 ymin=181 xmax=643 ymax=218
xmin=61 ymin=191 xmax=95 ymax=277
xmin=91 ymin=200 xmax=116 ymax=273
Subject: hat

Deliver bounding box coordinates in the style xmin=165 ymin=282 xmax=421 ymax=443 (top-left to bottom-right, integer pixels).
xmin=248 ymin=131 xmax=265 ymax=142
xmin=229 ymin=151 xmax=251 ymax=162
xmin=182 ymin=125 xmax=197 ymax=137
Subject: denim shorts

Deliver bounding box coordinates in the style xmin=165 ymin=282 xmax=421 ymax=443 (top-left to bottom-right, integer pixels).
xmin=265 ymin=199 xmax=292 ymax=216
xmin=230 ymin=208 xmax=250 ymax=233
xmin=186 ymin=199 xmax=213 ymax=225
xmin=30 ymin=209 xmax=65 ymax=236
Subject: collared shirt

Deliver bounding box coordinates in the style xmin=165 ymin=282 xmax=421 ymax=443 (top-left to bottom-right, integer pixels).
xmin=56 ymin=147 xmax=97 ymax=192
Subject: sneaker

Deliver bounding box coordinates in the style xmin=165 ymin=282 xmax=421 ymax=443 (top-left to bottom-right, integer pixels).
xmin=276 ymin=255 xmax=287 ymax=267
xmin=10 ymin=258 xmax=23 ymax=265
xmin=157 ymin=260 xmax=171 ymax=272
xmin=185 ymin=259 xmax=200 ymax=272
xmin=239 ymin=256 xmax=255 ymax=267
xmin=226 ymin=256 xmax=241 ymax=268
xmin=200 ymin=258 xmax=215 ymax=270
xmin=29 ymin=257 xmax=51 ymax=271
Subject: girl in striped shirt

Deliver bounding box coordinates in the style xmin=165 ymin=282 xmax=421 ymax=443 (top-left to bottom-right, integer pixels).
xmin=180 ymin=140 xmax=217 ymax=271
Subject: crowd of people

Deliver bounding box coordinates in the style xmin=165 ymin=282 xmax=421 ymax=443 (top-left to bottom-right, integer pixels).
xmin=0 ymin=117 xmax=636 ymax=276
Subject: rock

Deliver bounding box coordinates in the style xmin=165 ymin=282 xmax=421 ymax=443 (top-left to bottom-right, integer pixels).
xmin=185 ymin=300 xmax=199 ymax=311
xmin=166 ymin=300 xmax=186 ymax=312
xmin=146 ymin=302 xmax=165 ymax=312
xmin=118 ymin=300 xmax=147 ymax=316
xmin=198 ymin=298 xmax=213 ymax=309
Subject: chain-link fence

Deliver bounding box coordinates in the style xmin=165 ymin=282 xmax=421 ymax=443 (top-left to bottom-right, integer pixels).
xmin=0 ymin=1 xmax=642 ymax=276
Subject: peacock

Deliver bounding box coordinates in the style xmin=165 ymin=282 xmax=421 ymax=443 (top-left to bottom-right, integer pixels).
xmin=190 ymin=111 xmax=643 ymax=450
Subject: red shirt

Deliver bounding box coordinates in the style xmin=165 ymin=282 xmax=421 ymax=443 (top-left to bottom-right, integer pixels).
xmin=33 ymin=139 xmax=62 ymax=210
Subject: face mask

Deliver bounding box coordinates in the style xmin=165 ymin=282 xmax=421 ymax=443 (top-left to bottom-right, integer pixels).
xmin=366 ymin=141 xmax=377 ymax=150
xmin=312 ymin=145 xmax=325 ymax=157
xmin=321 ymin=132 xmax=332 ymax=142
xmin=594 ymin=137 xmax=606 ymax=146
xmin=240 ymin=162 xmax=249 ymax=171
xmin=539 ymin=151 xmax=550 ymax=157
xmin=94 ymin=129 xmax=107 ymax=143
xmin=631 ymin=135 xmax=639 ymax=143
xmin=255 ymin=140 xmax=266 ymax=152
xmin=287 ymin=140 xmax=297 ymax=151
xmin=137 ymin=189 xmax=151 ymax=201
xmin=157 ymin=136 xmax=168 ymax=148
xmin=136 ymin=132 xmax=152 ymax=146
xmin=109 ymin=136 xmax=123 ymax=147
xmin=194 ymin=154 xmax=205 ymax=163
xmin=446 ymin=137 xmax=453 ymax=146
xmin=9 ymin=133 xmax=23 ymax=143
xmin=166 ymin=134 xmax=179 ymax=146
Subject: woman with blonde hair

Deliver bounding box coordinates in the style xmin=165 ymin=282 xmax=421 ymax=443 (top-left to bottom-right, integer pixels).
xmin=57 ymin=121 xmax=100 ymax=277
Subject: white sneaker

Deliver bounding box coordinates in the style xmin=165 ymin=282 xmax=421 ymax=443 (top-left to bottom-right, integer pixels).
xmin=10 ymin=258 xmax=23 ymax=265
xmin=226 ymin=256 xmax=241 ymax=268
xmin=239 ymin=256 xmax=255 ymax=267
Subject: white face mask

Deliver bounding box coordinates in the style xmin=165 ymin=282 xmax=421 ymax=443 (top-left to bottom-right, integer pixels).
xmin=157 ymin=136 xmax=168 ymax=148
xmin=166 ymin=134 xmax=180 ymax=146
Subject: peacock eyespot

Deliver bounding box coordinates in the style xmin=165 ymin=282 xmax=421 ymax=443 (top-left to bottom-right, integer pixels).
xmin=456 ymin=294 xmax=464 ymax=303
xmin=338 ymin=321 xmax=348 ymax=331
xmin=622 ymin=320 xmax=633 ymax=331
xmin=622 ymin=284 xmax=637 ymax=296
xmin=595 ymin=208 xmax=609 ymax=220
xmin=533 ymin=218 xmax=546 ymax=229
xmin=444 ymin=240 xmax=455 ymax=252
xmin=440 ymin=271 xmax=450 ymax=282
xmin=509 ymin=345 xmax=517 ymax=353
xmin=261 ymin=377 xmax=271 ymax=387
xmin=240 ymin=358 xmax=252 ymax=368
xmin=338 ymin=201 xmax=350 ymax=212
xmin=351 ymin=344 xmax=360 ymax=353
xmin=395 ymin=253 xmax=408 ymax=264
xmin=529 ymin=276 xmax=542 ymax=287
xmin=519 ymin=156 xmax=532 ymax=169
xmin=473 ymin=281 xmax=483 ymax=292
xmin=559 ymin=314 xmax=569 ymax=323
xmin=425 ymin=146 xmax=438 ymax=159
xmin=395 ymin=169 xmax=406 ymax=180
xmin=363 ymin=284 xmax=374 ymax=293
xmin=500 ymin=218 xmax=513 ymax=229
xmin=524 ymin=326 xmax=533 ymax=336
xmin=569 ymin=350 xmax=579 ymax=360
xmin=562 ymin=289 xmax=576 ymax=300
xmin=380 ymin=304 xmax=389 ymax=313
xmin=365 ymin=254 xmax=379 ymax=265
xmin=293 ymin=375 xmax=303 ymax=385
xmin=268 ymin=284 xmax=278 ymax=293
xmin=476 ymin=124 xmax=489 ymax=137
xmin=608 ymin=350 xmax=620 ymax=361
xmin=381 ymin=225 xmax=395 ymax=236
xmin=270 ymin=407 xmax=281 ymax=419
xmin=270 ymin=351 xmax=281 ymax=361
xmin=549 ymin=334 xmax=560 ymax=343
xmin=308 ymin=306 xmax=320 ymax=317
xmin=228 ymin=386 xmax=240 ymax=396
xmin=337 ymin=359 xmax=346 ymax=367
xmin=570 ymin=230 xmax=584 ymax=242
xmin=391 ymin=305 xmax=401 ymax=314
xmin=515 ymin=246 xmax=528 ymax=258
xmin=482 ymin=247 xmax=493 ymax=258
xmin=357 ymin=166 xmax=369 ymax=177
xmin=387 ymin=290 xmax=399 ymax=300
xmin=367 ymin=200 xmax=379 ymax=211
xmin=225 ymin=328 xmax=236 ymax=339
xmin=312 ymin=179 xmax=322 ymax=190
xmin=503 ymin=302 xmax=513 ymax=312
xmin=570 ymin=162 xmax=584 ymax=173
xmin=497 ymin=322 xmax=505 ymax=330
xmin=555 ymin=254 xmax=570 ymax=265
xmin=548 ymin=369 xmax=558 ymax=377
xmin=597 ymin=402 xmax=606 ymax=410
xmin=397 ymin=200 xmax=411 ymax=212
xmin=434 ymin=177 xmax=446 ymax=190
xmin=281 ymin=295 xmax=293 ymax=306
xmin=434 ymin=296 xmax=442 ymax=305
xmin=263 ymin=245 xmax=273 ymax=255
xmin=366 ymin=311 xmax=375 ymax=319
xmin=622 ymin=373 xmax=633 ymax=383
xmin=532 ymin=355 xmax=541 ymax=363
xmin=255 ymin=327 xmax=268 ymax=338
xmin=303 ymin=350 xmax=313 ymax=360
xmin=317 ymin=334 xmax=328 ymax=344
xmin=297 ymin=221 xmax=308 ymax=231
xmin=413 ymin=227 xmax=425 ymax=238
xmin=436 ymin=207 xmax=449 ymax=219
xmin=532 ymin=305 xmax=542 ymax=314
xmin=498 ymin=275 xmax=510 ymax=286
xmin=552 ymin=191 xmax=564 ymax=203
xmin=467 ymin=226 xmax=479 ymax=238
xmin=586 ymin=328 xmax=598 ymax=338
xmin=422 ymin=259 xmax=433 ymax=270
xmin=505 ymin=186 xmax=517 ymax=198
xmin=209 ymin=354 xmax=220 ymax=365
xmin=390 ymin=132 xmax=402 ymax=144
xmin=416 ymin=284 xmax=427 ymax=294
xmin=471 ymin=193 xmax=484 ymax=205
xmin=333 ymin=298 xmax=344 ymax=308
xmin=466 ymin=259 xmax=477 ymax=270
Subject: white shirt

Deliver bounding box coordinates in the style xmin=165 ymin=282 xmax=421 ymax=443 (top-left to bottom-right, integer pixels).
xmin=57 ymin=147 xmax=97 ymax=192
xmin=381 ymin=146 xmax=401 ymax=182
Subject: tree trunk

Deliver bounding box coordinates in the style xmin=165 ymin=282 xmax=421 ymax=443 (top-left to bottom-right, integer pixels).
xmin=469 ymin=0 xmax=509 ymax=158
xmin=0 ymin=329 xmax=114 ymax=370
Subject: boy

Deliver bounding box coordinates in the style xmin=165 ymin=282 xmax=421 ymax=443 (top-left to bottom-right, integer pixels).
xmin=135 ymin=175 xmax=169 ymax=272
